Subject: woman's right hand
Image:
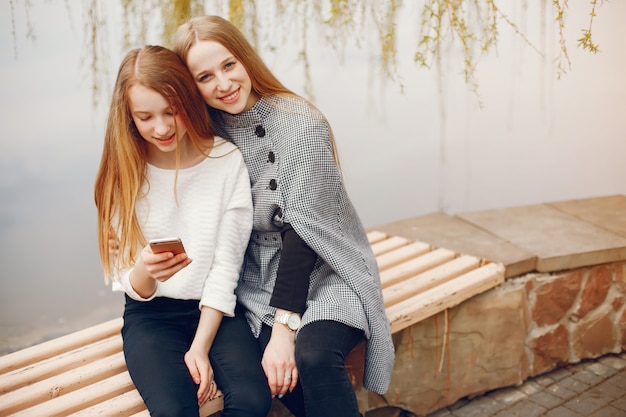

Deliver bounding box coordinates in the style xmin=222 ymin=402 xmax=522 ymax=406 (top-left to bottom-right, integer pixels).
xmin=129 ymin=245 xmax=192 ymax=297
xmin=137 ymin=244 xmax=192 ymax=283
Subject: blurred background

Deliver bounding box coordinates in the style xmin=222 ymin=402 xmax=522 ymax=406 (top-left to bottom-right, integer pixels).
xmin=1 ymin=0 xmax=624 ymax=353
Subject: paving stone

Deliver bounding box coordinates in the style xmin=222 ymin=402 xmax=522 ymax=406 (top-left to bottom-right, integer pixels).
xmin=423 ymin=355 xmax=626 ymax=417
xmin=600 ymin=355 xmax=626 ymax=370
xmin=587 ymin=362 xmax=619 ymax=377
xmin=528 ymin=390 xmax=566 ymax=409
xmin=588 ymin=406 xmax=626 ymax=417
xmin=610 ymin=396 xmax=626 ymax=412
xmin=518 ymin=380 xmax=544 ymax=396
xmin=533 ymin=375 xmax=556 ymax=387
xmin=597 ymin=379 xmax=626 ymax=399
xmin=544 ymin=406 xmax=585 ymax=417
xmin=547 ymin=384 xmax=578 ymax=400
xmin=564 ymin=387 xmax=613 ymax=415
xmin=492 ymin=401 xmax=546 ymax=417
xmin=572 ymin=369 xmax=605 ymax=386
xmin=550 ymin=368 xmax=574 ymax=381
xmin=608 ymin=372 xmax=626 ymax=390
xmin=467 ymin=396 xmax=508 ymax=414
xmin=558 ymin=375 xmax=591 ymax=393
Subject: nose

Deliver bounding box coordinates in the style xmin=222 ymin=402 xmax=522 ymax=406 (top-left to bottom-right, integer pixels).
xmin=154 ymin=117 xmax=170 ymax=136
xmin=215 ymin=73 xmax=232 ymax=92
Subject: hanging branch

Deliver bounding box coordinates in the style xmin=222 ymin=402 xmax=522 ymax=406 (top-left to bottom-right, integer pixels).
xmin=577 ymin=0 xmax=600 ymax=53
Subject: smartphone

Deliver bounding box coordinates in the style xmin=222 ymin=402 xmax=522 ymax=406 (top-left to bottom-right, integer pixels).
xmin=149 ymin=237 xmax=186 ymax=255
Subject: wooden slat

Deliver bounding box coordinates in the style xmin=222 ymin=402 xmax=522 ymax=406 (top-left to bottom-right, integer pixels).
xmin=9 ymin=371 xmax=135 ymax=417
xmin=380 ymin=248 xmax=456 ymax=288
xmin=68 ymin=386 xmax=225 ymax=417
xmin=65 ymin=385 xmax=145 ymax=417
xmin=0 ymin=352 xmax=127 ymax=416
xmin=367 ymin=230 xmax=388 ymax=244
xmin=386 ymin=262 xmax=505 ymax=333
xmin=376 ymin=241 xmax=432 ymax=271
xmin=383 ymin=255 xmax=481 ymax=307
xmin=0 ymin=335 xmax=122 ymax=395
xmin=129 ymin=411 xmax=151 ymax=417
xmin=0 ymin=318 xmax=122 ymax=374
xmin=370 ymin=236 xmax=411 ymax=256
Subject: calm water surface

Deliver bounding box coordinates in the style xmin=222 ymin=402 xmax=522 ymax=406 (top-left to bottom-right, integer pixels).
xmin=1 ymin=1 xmax=625 ymax=353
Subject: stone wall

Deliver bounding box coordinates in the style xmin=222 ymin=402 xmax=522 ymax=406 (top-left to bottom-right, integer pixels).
xmin=267 ymin=261 xmax=626 ymax=416
xmin=352 ymin=261 xmax=626 ymax=416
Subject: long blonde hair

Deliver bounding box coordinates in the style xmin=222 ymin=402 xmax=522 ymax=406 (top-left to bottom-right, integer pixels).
xmin=172 ymin=15 xmax=340 ymax=165
xmin=94 ymin=45 xmax=216 ymax=282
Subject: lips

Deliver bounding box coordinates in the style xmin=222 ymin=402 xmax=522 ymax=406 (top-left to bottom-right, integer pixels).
xmin=220 ymin=88 xmax=240 ymax=104
xmin=155 ymin=133 xmax=175 ymax=145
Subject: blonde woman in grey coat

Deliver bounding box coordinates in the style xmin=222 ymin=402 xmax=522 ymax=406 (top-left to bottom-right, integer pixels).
xmin=174 ymin=15 xmax=395 ymax=417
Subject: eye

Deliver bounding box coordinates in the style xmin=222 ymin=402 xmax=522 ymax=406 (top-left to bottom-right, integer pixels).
xmin=197 ymin=73 xmax=213 ymax=83
xmin=224 ymin=61 xmax=236 ymax=70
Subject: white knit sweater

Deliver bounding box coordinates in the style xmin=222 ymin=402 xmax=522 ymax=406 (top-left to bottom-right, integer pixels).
xmin=112 ymin=139 xmax=253 ymax=316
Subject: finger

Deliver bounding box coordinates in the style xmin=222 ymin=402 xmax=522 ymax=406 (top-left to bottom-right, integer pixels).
xmin=187 ymin=363 xmax=201 ymax=385
xmin=262 ymin=363 xmax=279 ymax=397
xmin=209 ymin=379 xmax=218 ymax=400
xmin=278 ymin=370 xmax=295 ymax=398
xmin=274 ymin=369 xmax=289 ymax=398
xmin=196 ymin=369 xmax=209 ymax=401
xmin=198 ymin=384 xmax=211 ymax=406
xmin=288 ymin=368 xmax=299 ymax=392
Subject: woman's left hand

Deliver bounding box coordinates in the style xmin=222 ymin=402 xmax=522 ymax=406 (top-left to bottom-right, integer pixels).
xmin=184 ymin=348 xmax=219 ymax=406
xmin=261 ymin=324 xmax=299 ymax=398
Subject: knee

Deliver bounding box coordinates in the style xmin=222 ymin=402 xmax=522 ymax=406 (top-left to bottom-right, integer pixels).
xmin=295 ymin=347 xmax=343 ymax=373
xmin=223 ymin=386 xmax=271 ymax=417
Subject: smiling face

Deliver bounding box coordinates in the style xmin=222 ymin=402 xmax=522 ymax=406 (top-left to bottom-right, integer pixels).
xmin=185 ymin=40 xmax=258 ymax=115
xmin=128 ymin=84 xmax=188 ymax=163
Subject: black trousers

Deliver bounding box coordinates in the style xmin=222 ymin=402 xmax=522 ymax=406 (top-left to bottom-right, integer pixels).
xmin=259 ymin=319 xmax=364 ymax=417
xmin=121 ymin=296 xmax=271 ymax=417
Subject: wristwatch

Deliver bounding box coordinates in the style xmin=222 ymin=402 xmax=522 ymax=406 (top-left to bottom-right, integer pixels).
xmin=274 ymin=312 xmax=302 ymax=331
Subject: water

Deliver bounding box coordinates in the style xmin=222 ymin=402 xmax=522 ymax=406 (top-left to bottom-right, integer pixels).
xmin=1 ymin=1 xmax=625 ymax=354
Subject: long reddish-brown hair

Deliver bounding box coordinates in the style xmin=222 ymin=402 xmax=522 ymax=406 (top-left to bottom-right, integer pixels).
xmin=94 ymin=45 xmax=216 ymax=282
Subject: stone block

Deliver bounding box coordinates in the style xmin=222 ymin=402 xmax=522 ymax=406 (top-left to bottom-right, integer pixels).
xmin=376 ymin=281 xmax=529 ymax=416
xmin=532 ymin=271 xmax=582 ymax=326
xmin=530 ymin=324 xmax=570 ymax=376
xmin=576 ymin=265 xmax=612 ymax=317
xmin=457 ymin=204 xmax=626 ymax=272
xmin=572 ymin=308 xmax=617 ymax=359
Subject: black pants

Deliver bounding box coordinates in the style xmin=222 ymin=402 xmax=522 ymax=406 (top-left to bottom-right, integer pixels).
xmin=259 ymin=319 xmax=364 ymax=417
xmin=121 ymin=296 xmax=271 ymax=417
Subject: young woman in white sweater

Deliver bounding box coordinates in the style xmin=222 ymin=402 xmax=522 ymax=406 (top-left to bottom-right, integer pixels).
xmin=94 ymin=45 xmax=271 ymax=417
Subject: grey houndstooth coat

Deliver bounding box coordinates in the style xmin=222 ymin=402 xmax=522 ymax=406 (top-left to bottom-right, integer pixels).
xmin=218 ymin=95 xmax=395 ymax=394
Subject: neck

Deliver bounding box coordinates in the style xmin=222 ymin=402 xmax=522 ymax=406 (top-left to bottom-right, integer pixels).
xmin=147 ymin=137 xmax=214 ymax=169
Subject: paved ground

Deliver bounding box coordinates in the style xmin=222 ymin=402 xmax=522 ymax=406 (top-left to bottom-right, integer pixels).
xmin=424 ymin=352 xmax=626 ymax=417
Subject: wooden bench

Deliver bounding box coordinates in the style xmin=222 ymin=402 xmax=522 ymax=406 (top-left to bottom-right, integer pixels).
xmin=0 ymin=231 xmax=504 ymax=417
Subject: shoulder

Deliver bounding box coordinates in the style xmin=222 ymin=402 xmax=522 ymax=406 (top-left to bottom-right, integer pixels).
xmin=266 ymin=95 xmax=330 ymax=144
xmin=268 ymin=94 xmax=324 ymax=122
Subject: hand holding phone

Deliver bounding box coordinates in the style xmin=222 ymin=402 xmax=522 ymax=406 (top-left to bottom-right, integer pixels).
xmin=149 ymin=237 xmax=186 ymax=255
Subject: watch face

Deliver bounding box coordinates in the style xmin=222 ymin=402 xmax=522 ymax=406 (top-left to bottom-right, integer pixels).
xmin=287 ymin=314 xmax=301 ymax=330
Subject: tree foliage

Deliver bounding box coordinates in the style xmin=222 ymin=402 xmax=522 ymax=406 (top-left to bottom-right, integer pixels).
xmin=7 ymin=0 xmax=604 ymax=105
